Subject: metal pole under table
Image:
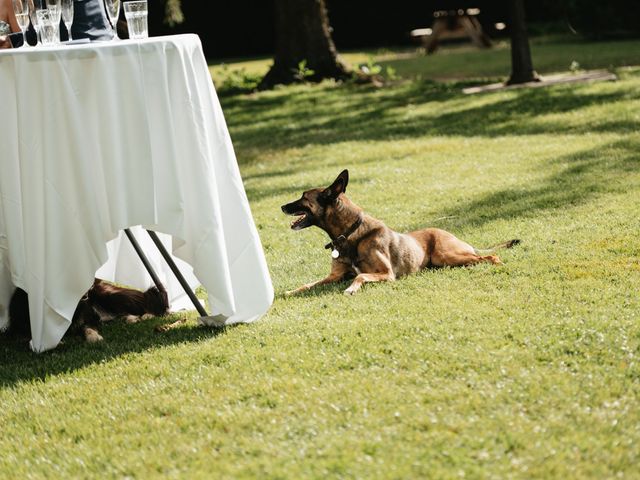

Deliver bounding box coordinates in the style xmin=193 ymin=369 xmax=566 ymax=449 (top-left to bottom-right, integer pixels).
xmin=123 ymin=228 xmax=212 ymax=320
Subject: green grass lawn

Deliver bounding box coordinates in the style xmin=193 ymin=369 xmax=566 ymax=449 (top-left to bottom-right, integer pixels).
xmin=209 ymin=35 xmax=640 ymax=86
xmin=2 ymin=37 xmax=639 ymax=478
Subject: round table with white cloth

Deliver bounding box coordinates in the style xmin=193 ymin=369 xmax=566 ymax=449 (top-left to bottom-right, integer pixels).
xmin=0 ymin=34 xmax=274 ymax=352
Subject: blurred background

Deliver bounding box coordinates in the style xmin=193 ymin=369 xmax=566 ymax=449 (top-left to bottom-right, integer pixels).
xmin=148 ymin=0 xmax=640 ymax=59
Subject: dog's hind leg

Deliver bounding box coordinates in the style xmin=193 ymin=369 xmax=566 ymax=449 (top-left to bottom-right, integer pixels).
xmin=127 ymin=313 xmax=158 ymax=324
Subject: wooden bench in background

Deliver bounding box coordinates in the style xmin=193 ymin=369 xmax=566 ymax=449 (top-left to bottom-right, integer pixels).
xmin=411 ymin=7 xmax=492 ymax=54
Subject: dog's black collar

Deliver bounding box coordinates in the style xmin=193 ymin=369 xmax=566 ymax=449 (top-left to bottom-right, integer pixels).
xmin=324 ymin=214 xmax=363 ymax=252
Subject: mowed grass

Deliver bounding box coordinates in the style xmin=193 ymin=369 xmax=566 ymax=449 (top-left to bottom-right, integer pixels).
xmin=2 ymin=38 xmax=640 ymax=478
xmin=209 ymin=35 xmax=640 ymax=84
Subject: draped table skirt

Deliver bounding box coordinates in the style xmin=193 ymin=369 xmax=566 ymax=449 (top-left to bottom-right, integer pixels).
xmin=0 ymin=34 xmax=273 ymax=352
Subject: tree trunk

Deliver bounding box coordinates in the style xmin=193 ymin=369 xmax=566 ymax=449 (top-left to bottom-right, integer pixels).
xmin=506 ymin=0 xmax=540 ymax=85
xmin=259 ymin=0 xmax=351 ymax=90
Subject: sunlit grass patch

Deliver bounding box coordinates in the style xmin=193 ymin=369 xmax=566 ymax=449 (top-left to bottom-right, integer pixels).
xmin=1 ymin=36 xmax=639 ymax=479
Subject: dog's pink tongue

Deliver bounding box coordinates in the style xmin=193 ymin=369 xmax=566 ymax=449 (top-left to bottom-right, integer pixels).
xmin=291 ymin=215 xmax=304 ymax=228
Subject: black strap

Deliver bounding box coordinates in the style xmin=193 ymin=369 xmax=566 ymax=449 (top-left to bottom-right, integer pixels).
xmin=325 ymin=214 xmax=363 ymax=251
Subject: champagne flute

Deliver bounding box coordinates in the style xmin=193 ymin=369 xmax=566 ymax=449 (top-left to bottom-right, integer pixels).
xmin=46 ymin=0 xmax=62 ymax=44
xmin=103 ymin=0 xmax=120 ymax=40
xmin=12 ymin=0 xmax=31 ymax=48
xmin=61 ymin=0 xmax=73 ymax=40
xmin=28 ymin=0 xmax=47 ymax=46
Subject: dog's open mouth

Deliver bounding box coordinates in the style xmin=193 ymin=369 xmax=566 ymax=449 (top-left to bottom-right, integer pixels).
xmin=290 ymin=212 xmax=311 ymax=230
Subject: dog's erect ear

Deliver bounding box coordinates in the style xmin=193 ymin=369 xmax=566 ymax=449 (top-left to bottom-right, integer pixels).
xmin=323 ymin=170 xmax=349 ymax=200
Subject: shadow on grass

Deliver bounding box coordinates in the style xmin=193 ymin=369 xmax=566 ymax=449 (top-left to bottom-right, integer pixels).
xmin=405 ymin=138 xmax=640 ymax=232
xmin=278 ymin=281 xmax=350 ymax=300
xmin=222 ymin=76 xmax=639 ymax=161
xmin=244 ymin=171 xmax=375 ymax=204
xmin=264 ymin=137 xmax=638 ymax=245
xmin=0 ymin=315 xmax=233 ymax=388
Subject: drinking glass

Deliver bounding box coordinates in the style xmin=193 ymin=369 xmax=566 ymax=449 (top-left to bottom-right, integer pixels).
xmin=45 ymin=0 xmax=61 ymax=19
xmin=36 ymin=8 xmax=56 ymax=45
xmin=12 ymin=0 xmax=31 ymax=48
xmin=45 ymin=0 xmax=61 ymax=44
xmin=123 ymin=0 xmax=147 ymax=39
xmin=28 ymin=0 xmax=47 ymax=46
xmin=103 ymin=0 xmax=120 ymax=40
xmin=61 ymin=0 xmax=73 ymax=40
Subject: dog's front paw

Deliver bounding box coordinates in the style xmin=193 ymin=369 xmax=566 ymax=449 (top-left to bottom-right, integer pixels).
xmin=125 ymin=315 xmax=140 ymax=324
xmin=344 ymin=286 xmax=359 ymax=295
xmin=84 ymin=328 xmax=104 ymax=343
xmin=284 ymin=288 xmax=305 ymax=296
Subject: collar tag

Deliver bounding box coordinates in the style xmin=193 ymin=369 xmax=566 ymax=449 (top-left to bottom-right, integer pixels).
xmin=331 ymin=249 xmax=340 ymax=259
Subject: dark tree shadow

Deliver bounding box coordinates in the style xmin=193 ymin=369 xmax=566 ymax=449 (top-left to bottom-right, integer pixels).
xmin=222 ymin=78 xmax=637 ymax=162
xmin=277 ymin=281 xmax=351 ymax=299
xmin=402 ymin=138 xmax=640 ymax=232
xmin=244 ymin=172 xmax=374 ymax=203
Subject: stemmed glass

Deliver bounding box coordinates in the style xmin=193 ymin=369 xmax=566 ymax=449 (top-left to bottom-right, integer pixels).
xmin=61 ymin=0 xmax=73 ymax=41
xmin=62 ymin=0 xmax=73 ymax=40
xmin=11 ymin=0 xmax=31 ymax=48
xmin=28 ymin=0 xmax=47 ymax=46
xmin=103 ymin=0 xmax=120 ymax=40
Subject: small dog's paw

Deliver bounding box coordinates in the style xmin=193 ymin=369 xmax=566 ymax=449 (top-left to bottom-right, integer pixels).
xmin=344 ymin=286 xmax=358 ymax=295
xmin=125 ymin=315 xmax=140 ymax=324
xmin=141 ymin=313 xmax=154 ymax=320
xmin=84 ymin=328 xmax=104 ymax=343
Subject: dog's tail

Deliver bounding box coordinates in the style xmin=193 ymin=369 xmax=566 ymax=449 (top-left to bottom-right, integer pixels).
xmin=474 ymin=238 xmax=521 ymax=255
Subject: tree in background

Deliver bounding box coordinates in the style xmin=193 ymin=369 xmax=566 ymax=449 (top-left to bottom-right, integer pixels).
xmin=506 ymin=0 xmax=540 ymax=84
xmin=259 ymin=0 xmax=351 ymax=90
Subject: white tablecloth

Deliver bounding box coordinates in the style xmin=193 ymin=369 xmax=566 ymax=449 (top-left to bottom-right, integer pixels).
xmin=95 ymin=227 xmax=201 ymax=312
xmin=0 ymin=34 xmax=273 ymax=352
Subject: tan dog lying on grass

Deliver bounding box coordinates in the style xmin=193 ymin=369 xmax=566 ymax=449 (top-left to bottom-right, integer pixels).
xmin=281 ymin=170 xmax=520 ymax=295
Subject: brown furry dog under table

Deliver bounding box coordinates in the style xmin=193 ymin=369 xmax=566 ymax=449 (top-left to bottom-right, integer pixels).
xmin=281 ymin=170 xmax=520 ymax=295
xmin=6 ymin=279 xmax=170 ymax=343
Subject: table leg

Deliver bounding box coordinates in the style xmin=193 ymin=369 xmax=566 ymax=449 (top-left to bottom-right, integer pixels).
xmin=123 ymin=228 xmax=167 ymax=296
xmin=144 ymin=230 xmax=210 ymax=318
